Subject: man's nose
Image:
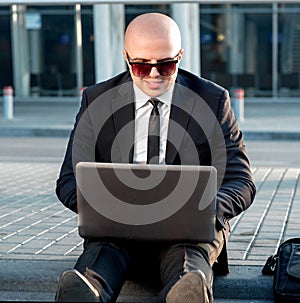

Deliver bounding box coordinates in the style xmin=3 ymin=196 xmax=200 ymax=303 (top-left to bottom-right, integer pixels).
xmin=149 ymin=66 xmax=160 ymax=77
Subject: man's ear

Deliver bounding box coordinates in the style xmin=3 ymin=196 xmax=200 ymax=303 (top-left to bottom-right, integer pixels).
xmin=122 ymin=49 xmax=127 ymax=60
xmin=178 ymin=48 xmax=184 ymax=61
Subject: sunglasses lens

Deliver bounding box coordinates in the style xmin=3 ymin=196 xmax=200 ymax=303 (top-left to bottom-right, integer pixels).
xmin=157 ymin=62 xmax=177 ymax=76
xmin=130 ymin=61 xmax=177 ymax=77
xmin=131 ymin=64 xmax=152 ymax=77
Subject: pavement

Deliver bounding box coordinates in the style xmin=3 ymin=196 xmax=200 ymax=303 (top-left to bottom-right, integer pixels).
xmin=0 ymin=97 xmax=300 ymax=302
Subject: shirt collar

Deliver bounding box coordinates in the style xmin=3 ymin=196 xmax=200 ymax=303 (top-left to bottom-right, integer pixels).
xmin=133 ymin=83 xmax=174 ymax=110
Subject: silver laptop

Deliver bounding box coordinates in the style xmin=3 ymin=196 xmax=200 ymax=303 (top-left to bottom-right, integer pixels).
xmin=76 ymin=162 xmax=217 ymax=242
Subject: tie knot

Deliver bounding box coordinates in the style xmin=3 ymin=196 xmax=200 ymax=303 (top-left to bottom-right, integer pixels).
xmin=149 ymin=98 xmax=160 ymax=109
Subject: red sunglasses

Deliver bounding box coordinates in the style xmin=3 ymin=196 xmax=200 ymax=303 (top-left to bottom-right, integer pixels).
xmin=126 ymin=52 xmax=180 ymax=78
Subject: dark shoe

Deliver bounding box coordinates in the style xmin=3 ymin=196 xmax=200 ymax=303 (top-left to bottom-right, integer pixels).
xmin=166 ymin=270 xmax=212 ymax=303
xmin=55 ymin=269 xmax=100 ymax=302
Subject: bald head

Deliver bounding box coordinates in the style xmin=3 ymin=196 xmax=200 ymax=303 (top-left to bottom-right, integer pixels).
xmin=123 ymin=13 xmax=183 ymax=97
xmin=124 ymin=13 xmax=182 ymax=58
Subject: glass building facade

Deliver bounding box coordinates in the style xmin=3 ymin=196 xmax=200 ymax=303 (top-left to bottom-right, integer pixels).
xmin=0 ymin=3 xmax=300 ymax=100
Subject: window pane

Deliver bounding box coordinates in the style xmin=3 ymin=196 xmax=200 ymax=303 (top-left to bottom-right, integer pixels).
xmin=82 ymin=5 xmax=95 ymax=87
xmin=0 ymin=7 xmax=13 ymax=94
xmin=200 ymin=4 xmax=272 ymax=97
xmin=25 ymin=6 xmax=77 ymax=96
xmin=278 ymin=5 xmax=300 ymax=97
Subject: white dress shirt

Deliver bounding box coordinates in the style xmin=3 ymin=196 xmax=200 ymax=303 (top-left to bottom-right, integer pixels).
xmin=132 ymin=83 xmax=174 ymax=164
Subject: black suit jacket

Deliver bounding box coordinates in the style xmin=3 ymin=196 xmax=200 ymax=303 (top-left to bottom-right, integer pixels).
xmin=56 ymin=69 xmax=256 ymax=266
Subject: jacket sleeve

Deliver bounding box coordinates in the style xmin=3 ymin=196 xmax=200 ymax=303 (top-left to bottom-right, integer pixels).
xmin=214 ymin=89 xmax=256 ymax=230
xmin=55 ymin=89 xmax=94 ymax=213
xmin=56 ymin=131 xmax=78 ymax=213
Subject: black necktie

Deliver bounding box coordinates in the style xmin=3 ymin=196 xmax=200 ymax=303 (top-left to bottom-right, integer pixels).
xmin=147 ymin=98 xmax=160 ymax=164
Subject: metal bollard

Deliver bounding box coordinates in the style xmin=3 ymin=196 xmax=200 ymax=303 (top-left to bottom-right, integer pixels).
xmin=231 ymin=88 xmax=244 ymax=122
xmin=3 ymin=86 xmax=14 ymax=120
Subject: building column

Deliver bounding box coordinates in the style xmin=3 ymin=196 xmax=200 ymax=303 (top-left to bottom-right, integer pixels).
xmin=245 ymin=21 xmax=256 ymax=74
xmin=272 ymin=3 xmax=279 ymax=98
xmin=93 ymin=4 xmax=125 ymax=83
xmin=171 ymin=3 xmax=200 ymax=76
xmin=11 ymin=4 xmax=30 ymax=97
xmin=228 ymin=9 xmax=244 ymax=74
xmin=75 ymin=4 xmax=83 ymax=93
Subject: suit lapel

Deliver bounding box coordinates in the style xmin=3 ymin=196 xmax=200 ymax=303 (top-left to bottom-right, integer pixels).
xmin=166 ymin=81 xmax=196 ymax=164
xmin=111 ymin=82 xmax=135 ymax=163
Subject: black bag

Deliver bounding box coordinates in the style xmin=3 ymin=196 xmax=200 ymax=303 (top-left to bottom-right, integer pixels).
xmin=262 ymin=238 xmax=300 ymax=303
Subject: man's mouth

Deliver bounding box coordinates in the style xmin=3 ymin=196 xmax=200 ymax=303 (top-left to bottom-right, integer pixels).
xmin=146 ymin=81 xmax=163 ymax=89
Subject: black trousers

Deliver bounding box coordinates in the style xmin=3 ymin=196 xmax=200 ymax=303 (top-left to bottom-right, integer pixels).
xmin=74 ymin=227 xmax=225 ymax=302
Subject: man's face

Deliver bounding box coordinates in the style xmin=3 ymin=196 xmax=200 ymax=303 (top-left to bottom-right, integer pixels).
xmin=124 ymin=39 xmax=183 ymax=98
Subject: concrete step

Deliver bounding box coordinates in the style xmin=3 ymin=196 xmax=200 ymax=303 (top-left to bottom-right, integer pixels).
xmin=0 ymin=259 xmax=274 ymax=302
xmin=0 ymin=291 xmax=274 ymax=303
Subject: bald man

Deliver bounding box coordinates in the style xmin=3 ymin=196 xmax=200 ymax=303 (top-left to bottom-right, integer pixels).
xmin=55 ymin=12 xmax=255 ymax=303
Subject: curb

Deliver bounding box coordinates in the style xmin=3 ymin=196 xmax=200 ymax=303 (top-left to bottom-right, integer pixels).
xmin=213 ymin=265 xmax=273 ymax=300
xmin=0 ymin=127 xmax=300 ymax=141
xmin=243 ymin=131 xmax=300 ymax=141
xmin=0 ymin=128 xmax=71 ymax=138
xmin=0 ymin=259 xmax=273 ymax=301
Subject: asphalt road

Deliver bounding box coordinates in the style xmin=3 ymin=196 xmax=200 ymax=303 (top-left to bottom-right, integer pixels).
xmin=245 ymin=140 xmax=300 ymax=168
xmin=0 ymin=137 xmax=68 ymax=163
xmin=0 ymin=137 xmax=299 ymax=168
